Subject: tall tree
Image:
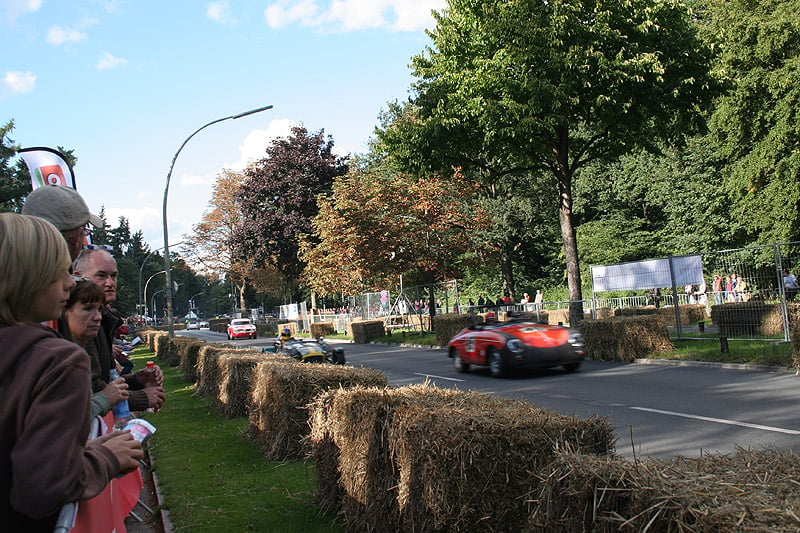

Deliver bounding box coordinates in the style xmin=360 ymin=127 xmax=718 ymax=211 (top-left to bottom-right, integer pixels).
xmin=707 ymin=0 xmax=800 ymax=243
xmin=300 ymin=163 xmax=488 ymax=298
xmin=182 ymin=169 xmax=253 ymax=312
xmin=232 ymin=126 xmax=349 ymax=294
xmin=381 ymin=0 xmax=718 ymax=322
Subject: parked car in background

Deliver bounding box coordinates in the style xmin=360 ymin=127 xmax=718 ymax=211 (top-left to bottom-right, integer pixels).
xmin=199 ymin=320 xmax=210 ymax=329
xmin=227 ymin=318 xmax=257 ymax=340
xmin=447 ymin=318 xmax=584 ymax=377
xmin=186 ymin=319 xmax=199 ymax=330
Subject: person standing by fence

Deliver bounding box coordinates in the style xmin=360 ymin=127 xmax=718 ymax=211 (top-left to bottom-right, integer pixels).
xmin=713 ymin=274 xmax=724 ymax=305
xmin=784 ymin=269 xmax=799 ymax=301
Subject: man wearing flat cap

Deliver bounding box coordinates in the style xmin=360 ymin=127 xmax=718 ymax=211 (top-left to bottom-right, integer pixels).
xmin=22 ymin=185 xmax=103 ymax=261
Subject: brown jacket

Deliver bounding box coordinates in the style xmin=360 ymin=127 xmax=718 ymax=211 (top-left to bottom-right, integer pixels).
xmin=0 ymin=323 xmax=119 ymax=532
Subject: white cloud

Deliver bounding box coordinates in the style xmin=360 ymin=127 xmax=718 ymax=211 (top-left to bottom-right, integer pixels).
xmin=96 ymin=52 xmax=128 ymax=70
xmin=105 ymin=205 xmax=161 ymax=242
xmin=1 ymin=0 xmax=41 ymax=23
xmin=46 ymin=25 xmax=87 ymax=45
xmin=264 ymin=0 xmax=443 ymax=32
xmin=226 ymin=118 xmax=297 ymax=171
xmin=0 ymin=71 xmax=36 ymax=98
xmin=179 ymin=171 xmax=215 ymax=187
xmin=264 ymin=0 xmax=318 ymax=30
xmin=206 ymin=1 xmax=237 ymax=25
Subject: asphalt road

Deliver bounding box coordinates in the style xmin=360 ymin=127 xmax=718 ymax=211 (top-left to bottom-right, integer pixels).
xmin=181 ymin=330 xmax=800 ymax=461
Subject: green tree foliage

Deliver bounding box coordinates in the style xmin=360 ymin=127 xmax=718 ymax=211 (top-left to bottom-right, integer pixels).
xmin=380 ymin=0 xmax=719 ymax=321
xmin=575 ymin=135 xmax=748 ymax=272
xmin=707 ymin=0 xmax=800 ymax=243
xmin=0 ymin=120 xmax=25 ymax=212
xmin=233 ymin=126 xmax=349 ymax=295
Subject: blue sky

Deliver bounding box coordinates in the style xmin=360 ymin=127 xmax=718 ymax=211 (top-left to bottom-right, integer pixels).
xmin=1 ymin=0 xmax=445 ymax=249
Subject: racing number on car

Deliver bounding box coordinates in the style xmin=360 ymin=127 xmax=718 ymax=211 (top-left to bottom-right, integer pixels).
xmin=466 ymin=338 xmax=476 ymax=353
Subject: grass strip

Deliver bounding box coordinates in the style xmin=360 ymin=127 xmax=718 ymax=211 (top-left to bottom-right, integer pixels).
xmin=129 ymin=348 xmax=344 ymax=533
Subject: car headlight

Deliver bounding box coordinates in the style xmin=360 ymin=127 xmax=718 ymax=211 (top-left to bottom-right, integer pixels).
xmin=506 ymin=338 xmax=525 ymax=354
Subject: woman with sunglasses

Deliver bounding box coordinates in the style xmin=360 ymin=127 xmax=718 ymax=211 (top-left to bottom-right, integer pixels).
xmin=60 ymin=278 xmax=130 ymax=418
xmin=0 ymin=213 xmax=142 ymax=532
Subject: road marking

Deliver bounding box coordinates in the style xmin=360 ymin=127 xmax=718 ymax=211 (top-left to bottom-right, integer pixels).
xmin=631 ymin=407 xmax=800 ymax=435
xmin=414 ymin=373 xmax=464 ymax=382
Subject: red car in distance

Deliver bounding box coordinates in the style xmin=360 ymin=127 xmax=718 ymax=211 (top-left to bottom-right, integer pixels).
xmin=448 ymin=319 xmax=584 ymax=378
xmin=227 ymin=318 xmax=257 ymax=340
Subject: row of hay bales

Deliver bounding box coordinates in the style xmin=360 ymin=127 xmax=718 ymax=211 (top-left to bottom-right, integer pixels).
xmin=138 ymin=329 xmax=800 ymax=531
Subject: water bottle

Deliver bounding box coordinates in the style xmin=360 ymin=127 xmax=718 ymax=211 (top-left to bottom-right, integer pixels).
xmin=146 ymin=361 xmax=157 ymax=413
xmin=109 ymin=368 xmax=131 ymax=429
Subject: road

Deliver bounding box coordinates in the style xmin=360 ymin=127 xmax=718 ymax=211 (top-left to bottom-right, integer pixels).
xmin=182 ymin=330 xmax=800 ymax=460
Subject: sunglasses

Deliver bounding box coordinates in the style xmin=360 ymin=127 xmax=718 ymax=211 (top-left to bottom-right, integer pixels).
xmin=84 ymin=244 xmax=114 ymax=251
xmin=71 ymin=275 xmax=92 ymax=282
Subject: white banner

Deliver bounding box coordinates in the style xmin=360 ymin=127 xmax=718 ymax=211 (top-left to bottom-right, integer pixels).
xmin=591 ymin=255 xmax=705 ymax=292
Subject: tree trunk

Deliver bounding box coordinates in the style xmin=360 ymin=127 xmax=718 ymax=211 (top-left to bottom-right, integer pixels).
xmin=237 ymin=283 xmax=247 ymax=315
xmin=558 ymin=177 xmax=583 ymax=325
xmin=500 ymin=242 xmax=515 ymax=301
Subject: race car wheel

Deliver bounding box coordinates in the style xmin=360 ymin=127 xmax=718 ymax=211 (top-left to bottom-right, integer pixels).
xmin=253 ymin=333 xmax=258 ymax=339
xmin=450 ymin=347 xmax=469 ymax=373
xmin=227 ymin=332 xmax=231 ymax=340
xmin=333 ymin=349 xmax=346 ymax=365
xmin=487 ymin=347 xmax=505 ymax=378
xmin=563 ymin=362 xmax=581 ymax=373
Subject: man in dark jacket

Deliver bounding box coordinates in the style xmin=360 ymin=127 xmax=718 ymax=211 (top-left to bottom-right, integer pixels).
xmin=73 ymin=248 xmax=165 ymax=412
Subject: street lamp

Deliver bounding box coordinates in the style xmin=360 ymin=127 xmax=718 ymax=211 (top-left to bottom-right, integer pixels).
xmin=143 ymin=270 xmax=166 ymax=319
xmin=138 ymin=242 xmax=183 ymax=317
xmin=151 ymin=289 xmax=164 ymax=324
xmin=162 ymin=104 xmax=274 ymax=337
xmin=188 ymin=291 xmax=204 ymax=317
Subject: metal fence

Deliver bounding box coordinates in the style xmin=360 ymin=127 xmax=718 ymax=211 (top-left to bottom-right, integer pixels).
xmin=266 ymin=243 xmax=800 ymax=343
xmin=582 ymin=242 xmax=800 ymax=342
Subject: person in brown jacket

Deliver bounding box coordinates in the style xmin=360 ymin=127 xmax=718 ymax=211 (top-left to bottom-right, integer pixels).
xmin=0 ymin=213 xmax=142 ymax=532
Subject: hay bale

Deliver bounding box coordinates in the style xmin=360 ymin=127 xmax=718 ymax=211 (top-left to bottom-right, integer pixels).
xmin=580 ymin=316 xmax=673 ymax=362
xmin=153 ymin=333 xmax=172 ymax=362
xmin=195 ymin=345 xmax=240 ymax=397
xmin=215 ymin=351 xmax=289 ymax=418
xmin=278 ymin=322 xmax=299 ymax=336
xmin=308 ymin=386 xmax=425 ymax=522
xmin=547 ymin=309 xmax=570 ymax=325
xmin=167 ymin=336 xmax=201 ymax=368
xmin=614 ymin=306 xmax=660 ymax=318
xmin=711 ymin=302 xmax=800 ymax=337
xmin=347 ymin=320 xmax=385 ymax=344
xmin=310 ymin=322 xmax=336 ymax=338
xmin=516 ymin=310 xmax=549 ymax=324
xmin=530 ymin=448 xmax=800 ymax=532
xmin=308 ymin=384 xmax=614 ymax=533
xmin=390 ymin=396 xmax=615 ymax=532
xmin=593 ymin=307 xmax=614 ymax=320
xmin=433 ymin=313 xmax=482 ymax=345
xmin=250 ymin=363 xmax=387 ymax=461
xmin=179 ymin=339 xmax=216 ymax=382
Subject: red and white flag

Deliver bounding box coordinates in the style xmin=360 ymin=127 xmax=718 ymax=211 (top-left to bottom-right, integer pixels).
xmin=18 ymin=146 xmax=76 ymax=189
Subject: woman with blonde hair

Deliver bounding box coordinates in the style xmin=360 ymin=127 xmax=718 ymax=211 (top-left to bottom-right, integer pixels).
xmin=0 ymin=213 xmax=142 ymax=532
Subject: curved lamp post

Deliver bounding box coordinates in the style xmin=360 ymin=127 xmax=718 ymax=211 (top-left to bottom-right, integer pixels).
xmin=143 ymin=270 xmax=167 ymax=319
xmin=138 ymin=242 xmax=183 ymax=317
xmin=163 ymin=104 xmax=274 ymax=337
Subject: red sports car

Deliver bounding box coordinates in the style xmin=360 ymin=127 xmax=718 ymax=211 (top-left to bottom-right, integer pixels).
xmin=448 ymin=320 xmax=584 ymax=377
